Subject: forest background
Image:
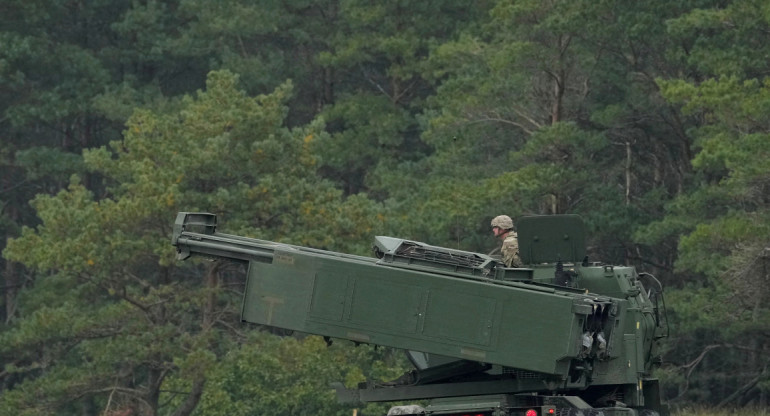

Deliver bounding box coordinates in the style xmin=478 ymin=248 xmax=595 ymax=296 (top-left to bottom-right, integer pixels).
xmin=1 ymin=0 xmax=769 ymax=415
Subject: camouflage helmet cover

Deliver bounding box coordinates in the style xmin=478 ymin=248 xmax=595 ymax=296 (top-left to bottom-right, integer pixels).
xmin=491 ymin=215 xmax=514 ymax=230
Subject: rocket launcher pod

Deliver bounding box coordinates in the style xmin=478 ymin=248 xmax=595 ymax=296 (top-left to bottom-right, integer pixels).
xmin=173 ymin=212 xmax=668 ymax=415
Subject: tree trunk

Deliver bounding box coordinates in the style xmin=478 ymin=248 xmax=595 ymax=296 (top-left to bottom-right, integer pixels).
xmin=625 ymin=141 xmax=632 ymax=205
xmin=551 ymin=72 xmax=564 ymax=124
xmin=170 ymin=377 xmax=206 ymax=416
xmin=4 ymin=260 xmax=18 ymax=324
xmin=3 ymin=202 xmax=20 ymax=324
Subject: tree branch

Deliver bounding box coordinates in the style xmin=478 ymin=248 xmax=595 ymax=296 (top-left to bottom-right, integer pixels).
xmin=462 ymin=116 xmax=535 ymax=135
xmin=717 ymin=360 xmax=769 ymax=408
xmin=673 ymin=344 xmax=723 ymax=401
xmin=170 ymin=377 xmax=206 ymax=416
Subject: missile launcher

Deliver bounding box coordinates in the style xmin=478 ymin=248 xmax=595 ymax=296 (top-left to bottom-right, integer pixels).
xmin=173 ymin=212 xmax=668 ymax=416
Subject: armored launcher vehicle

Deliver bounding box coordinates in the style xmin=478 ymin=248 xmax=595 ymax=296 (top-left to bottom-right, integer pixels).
xmin=173 ymin=212 xmax=668 ymax=416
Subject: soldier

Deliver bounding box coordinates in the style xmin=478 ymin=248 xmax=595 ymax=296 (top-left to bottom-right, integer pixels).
xmin=491 ymin=215 xmax=521 ymax=267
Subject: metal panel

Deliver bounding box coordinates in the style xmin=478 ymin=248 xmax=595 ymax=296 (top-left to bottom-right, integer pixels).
xmin=241 ymin=250 xmax=586 ymax=376
xmin=422 ymin=289 xmax=496 ymax=346
xmin=517 ymin=214 xmax=586 ymax=264
xmin=309 ymin=273 xmax=349 ymax=321
xmin=348 ymin=278 xmax=422 ymax=334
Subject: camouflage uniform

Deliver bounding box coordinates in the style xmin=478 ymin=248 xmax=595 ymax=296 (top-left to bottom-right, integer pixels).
xmin=501 ymin=232 xmax=521 ymax=267
xmin=491 ymin=215 xmax=521 ymax=267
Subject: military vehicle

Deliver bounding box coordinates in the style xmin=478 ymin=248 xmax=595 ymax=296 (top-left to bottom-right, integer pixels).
xmin=172 ymin=212 xmax=668 ymax=416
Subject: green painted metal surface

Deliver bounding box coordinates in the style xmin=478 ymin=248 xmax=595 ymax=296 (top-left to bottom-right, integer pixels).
xmin=517 ymin=214 xmax=586 ymax=264
xmin=173 ymin=212 xmax=669 ymax=415
xmin=239 ymin=248 xmax=603 ymax=375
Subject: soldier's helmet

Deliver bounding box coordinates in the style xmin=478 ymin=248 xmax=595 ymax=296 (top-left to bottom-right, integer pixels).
xmin=491 ymin=215 xmax=514 ymax=230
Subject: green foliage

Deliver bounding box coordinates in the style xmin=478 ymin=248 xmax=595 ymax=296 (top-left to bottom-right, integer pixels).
xmin=313 ymin=0 xmax=486 ymax=197
xmin=3 ymin=0 xmax=770 ymax=412
xmin=1 ymin=70 xmax=387 ymax=415
xmin=14 ymin=148 xmax=85 ymax=182
xmin=666 ymin=0 xmax=770 ymax=78
xmin=650 ymin=75 xmax=770 ymax=277
xmin=639 ymin=10 xmax=770 ymax=406
xmin=315 ymin=92 xmax=420 ymax=195
xmin=193 ymin=334 xmax=403 ymax=416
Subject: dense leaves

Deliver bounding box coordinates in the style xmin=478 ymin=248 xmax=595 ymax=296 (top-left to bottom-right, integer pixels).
xmin=1 ymin=0 xmax=769 ymax=414
xmin=1 ymin=71 xmax=388 ymax=415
